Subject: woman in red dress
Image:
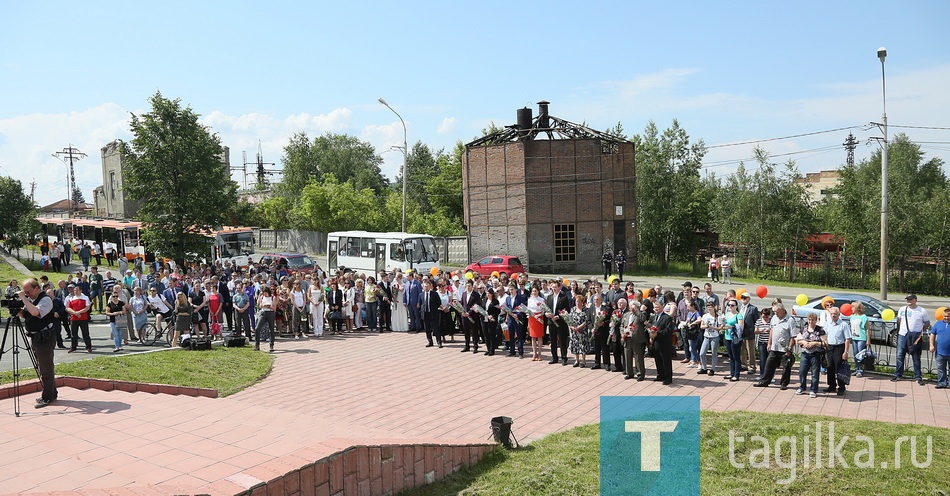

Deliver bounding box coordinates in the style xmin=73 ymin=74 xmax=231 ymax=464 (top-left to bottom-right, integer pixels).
xmin=526 ymin=286 xmax=546 ymax=361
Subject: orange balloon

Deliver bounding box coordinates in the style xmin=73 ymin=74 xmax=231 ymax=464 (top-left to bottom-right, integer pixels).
xmin=430 ymin=267 xmax=439 ymax=276
xmin=840 ymin=303 xmax=853 ymax=317
xmin=937 ymin=307 xmax=948 ymax=321
xmin=736 ymin=288 xmax=748 ymax=299
xmin=756 ymin=285 xmax=768 ymax=299
xmin=642 ymin=289 xmax=651 ymax=299
xmin=562 ymin=278 xmax=570 ymax=286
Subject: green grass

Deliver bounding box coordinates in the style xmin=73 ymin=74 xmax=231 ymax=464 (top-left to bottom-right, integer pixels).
xmin=0 ymin=346 xmax=273 ymax=397
xmin=402 ymin=411 xmax=950 ymax=496
xmin=0 ymin=257 xmax=33 ymax=288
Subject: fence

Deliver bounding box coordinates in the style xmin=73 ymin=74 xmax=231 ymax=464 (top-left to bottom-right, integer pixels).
xmin=253 ymin=229 xmax=327 ymax=255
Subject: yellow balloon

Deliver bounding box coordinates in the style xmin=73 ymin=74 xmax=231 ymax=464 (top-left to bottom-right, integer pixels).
xmin=795 ymin=294 xmax=809 ymax=306
xmin=465 ymin=271 xmax=474 ymax=280
xmin=491 ymin=271 xmax=500 ymax=278
xmin=608 ymin=275 xmax=618 ymax=284
xmin=881 ymin=308 xmax=896 ymax=321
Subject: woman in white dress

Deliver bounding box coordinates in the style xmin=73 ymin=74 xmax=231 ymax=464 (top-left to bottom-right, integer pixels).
xmin=391 ymin=273 xmax=409 ymax=332
xmin=309 ymin=279 xmax=325 ymax=337
xmin=343 ymin=279 xmax=356 ymax=331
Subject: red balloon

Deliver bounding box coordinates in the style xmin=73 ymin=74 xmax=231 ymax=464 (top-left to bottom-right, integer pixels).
xmin=840 ymin=303 xmax=853 ymax=317
xmin=756 ymin=285 xmax=768 ymax=299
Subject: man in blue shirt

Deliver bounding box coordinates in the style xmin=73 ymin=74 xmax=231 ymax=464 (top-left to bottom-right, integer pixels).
xmin=929 ymin=307 xmax=950 ymax=389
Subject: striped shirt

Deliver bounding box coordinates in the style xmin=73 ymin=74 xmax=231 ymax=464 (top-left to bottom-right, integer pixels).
xmin=102 ymin=277 xmax=117 ymax=295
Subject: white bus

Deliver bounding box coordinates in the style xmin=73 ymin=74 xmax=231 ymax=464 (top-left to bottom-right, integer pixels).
xmin=212 ymin=227 xmax=255 ymax=268
xmin=327 ymin=231 xmax=440 ymax=275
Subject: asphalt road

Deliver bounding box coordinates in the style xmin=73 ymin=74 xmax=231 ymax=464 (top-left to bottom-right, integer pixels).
xmin=0 ymin=312 xmax=166 ymax=373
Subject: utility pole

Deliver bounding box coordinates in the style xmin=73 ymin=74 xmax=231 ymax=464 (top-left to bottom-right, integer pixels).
xmin=244 ymin=141 xmax=277 ymax=189
xmin=843 ymin=132 xmax=858 ymax=168
xmin=53 ymin=145 xmax=87 ymax=218
xmin=29 ymin=179 xmax=36 ymax=204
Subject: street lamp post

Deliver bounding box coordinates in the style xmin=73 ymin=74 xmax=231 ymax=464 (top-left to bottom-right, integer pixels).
xmin=378 ymin=98 xmax=408 ymax=233
xmin=878 ymin=47 xmax=888 ymax=300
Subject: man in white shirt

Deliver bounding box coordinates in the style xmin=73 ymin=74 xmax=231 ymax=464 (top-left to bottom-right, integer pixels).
xmin=822 ymin=306 xmax=852 ymax=396
xmin=892 ymin=294 xmax=931 ymax=385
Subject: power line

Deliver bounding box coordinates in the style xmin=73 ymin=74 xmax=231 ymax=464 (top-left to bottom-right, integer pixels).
xmin=705 ymin=126 xmax=862 ymax=149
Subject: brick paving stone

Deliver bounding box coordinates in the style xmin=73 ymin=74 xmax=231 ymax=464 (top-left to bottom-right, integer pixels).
xmin=2 ymin=331 xmax=949 ymax=494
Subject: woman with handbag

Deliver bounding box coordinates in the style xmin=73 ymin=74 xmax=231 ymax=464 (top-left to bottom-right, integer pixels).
xmin=326 ymin=280 xmax=345 ymax=335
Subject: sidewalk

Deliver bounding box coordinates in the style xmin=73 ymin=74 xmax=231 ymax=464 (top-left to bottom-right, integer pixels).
xmin=2 ymin=327 xmax=948 ymax=495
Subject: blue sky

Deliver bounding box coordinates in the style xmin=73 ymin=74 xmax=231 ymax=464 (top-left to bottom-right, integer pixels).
xmin=2 ymin=1 xmax=949 ymax=206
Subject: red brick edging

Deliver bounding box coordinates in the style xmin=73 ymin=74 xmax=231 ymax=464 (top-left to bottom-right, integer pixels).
xmin=0 ymin=376 xmax=218 ymax=400
xmin=210 ymin=439 xmax=497 ymax=496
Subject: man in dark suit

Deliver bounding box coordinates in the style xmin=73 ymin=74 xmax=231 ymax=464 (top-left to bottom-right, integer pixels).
xmin=422 ymin=280 xmax=442 ymax=347
xmin=464 ymin=282 xmax=483 ymax=353
xmin=652 ymin=302 xmax=677 ymax=384
xmin=216 ymin=274 xmax=234 ymax=333
xmin=405 ymin=272 xmax=423 ymax=332
xmin=545 ymin=281 xmax=571 ymax=365
xmin=377 ymin=272 xmax=393 ymax=332
xmin=738 ymin=292 xmax=760 ymax=375
xmin=502 ymin=283 xmax=527 ymax=357
xmin=589 ymin=292 xmax=612 ymax=370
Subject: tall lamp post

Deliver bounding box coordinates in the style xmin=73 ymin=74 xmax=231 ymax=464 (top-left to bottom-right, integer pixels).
xmin=877 ymin=47 xmax=888 ymax=300
xmin=378 ymin=98 xmax=408 ymax=233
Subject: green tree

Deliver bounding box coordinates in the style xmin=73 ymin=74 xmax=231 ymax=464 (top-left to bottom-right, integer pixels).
xmin=632 ymin=120 xmax=708 ymax=270
xmin=823 ymin=134 xmax=946 ymax=288
xmin=0 ymin=176 xmax=35 ymax=242
xmin=71 ymin=185 xmax=86 ymax=206
xmin=291 ymin=174 xmax=384 ymax=233
xmin=424 ymin=141 xmax=465 ymax=223
xmin=121 ymin=91 xmax=238 ymax=264
xmin=400 ymin=141 xmax=439 ymax=213
xmin=274 ymin=132 xmax=320 ymax=199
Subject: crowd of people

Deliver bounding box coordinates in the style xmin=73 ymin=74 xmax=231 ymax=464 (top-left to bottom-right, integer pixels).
xmin=15 ymin=247 xmax=950 ymax=402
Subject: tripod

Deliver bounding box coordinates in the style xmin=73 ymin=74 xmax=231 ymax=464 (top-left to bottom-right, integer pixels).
xmin=0 ymin=311 xmax=40 ymax=417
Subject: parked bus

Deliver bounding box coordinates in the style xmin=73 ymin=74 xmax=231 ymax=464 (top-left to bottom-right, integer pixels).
xmin=211 ymin=227 xmax=255 ymax=268
xmin=327 ymin=231 xmax=440 ymax=274
xmin=37 ymin=216 xmax=145 ymax=261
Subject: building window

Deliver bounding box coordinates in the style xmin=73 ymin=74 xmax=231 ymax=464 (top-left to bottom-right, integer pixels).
xmin=109 ymin=171 xmax=117 ymax=200
xmin=553 ymin=224 xmax=576 ymax=262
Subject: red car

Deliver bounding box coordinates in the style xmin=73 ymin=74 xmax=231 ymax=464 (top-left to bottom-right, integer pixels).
xmin=465 ymin=255 xmax=525 ymax=278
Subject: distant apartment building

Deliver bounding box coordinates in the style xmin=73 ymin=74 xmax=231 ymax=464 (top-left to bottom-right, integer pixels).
xmin=798 ymin=170 xmax=841 ymax=204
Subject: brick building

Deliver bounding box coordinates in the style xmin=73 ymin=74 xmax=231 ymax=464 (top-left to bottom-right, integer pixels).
xmin=462 ymin=102 xmax=636 ymax=274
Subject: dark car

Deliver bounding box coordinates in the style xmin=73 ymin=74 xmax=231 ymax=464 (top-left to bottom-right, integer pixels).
xmin=465 ymin=255 xmax=525 ymax=278
xmin=791 ymin=293 xmax=899 ymax=346
xmin=256 ymin=252 xmax=317 ymax=274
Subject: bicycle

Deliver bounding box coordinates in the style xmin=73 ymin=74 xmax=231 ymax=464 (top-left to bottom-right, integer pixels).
xmin=142 ymin=317 xmax=175 ymax=346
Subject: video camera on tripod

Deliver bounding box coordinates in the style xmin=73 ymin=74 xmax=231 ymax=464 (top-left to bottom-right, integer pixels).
xmin=1 ymin=296 xmax=25 ymax=317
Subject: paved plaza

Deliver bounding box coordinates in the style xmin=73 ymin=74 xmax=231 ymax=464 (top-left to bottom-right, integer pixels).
xmin=2 ymin=319 xmax=949 ymax=495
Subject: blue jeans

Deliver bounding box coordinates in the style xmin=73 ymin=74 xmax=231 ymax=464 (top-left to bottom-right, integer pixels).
xmin=700 ymin=335 xmax=719 ymax=370
xmin=110 ymin=322 xmax=122 ymax=349
xmin=937 ymin=355 xmax=948 ymax=387
xmin=895 ymin=333 xmax=923 ymax=380
xmin=852 ymin=340 xmax=868 ymax=373
xmin=799 ymin=352 xmax=821 ymax=393
xmin=687 ymin=336 xmax=701 ymax=363
xmin=727 ymin=339 xmax=742 ymax=378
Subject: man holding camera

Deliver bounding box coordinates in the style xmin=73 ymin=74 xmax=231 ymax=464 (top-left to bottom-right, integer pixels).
xmin=17 ymin=278 xmax=58 ymax=408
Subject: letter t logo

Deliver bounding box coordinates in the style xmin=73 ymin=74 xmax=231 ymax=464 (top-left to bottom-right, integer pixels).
xmin=625 ymin=421 xmax=679 ymax=471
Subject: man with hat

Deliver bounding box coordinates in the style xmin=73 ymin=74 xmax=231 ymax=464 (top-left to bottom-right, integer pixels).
xmin=892 ymin=294 xmax=931 ymax=385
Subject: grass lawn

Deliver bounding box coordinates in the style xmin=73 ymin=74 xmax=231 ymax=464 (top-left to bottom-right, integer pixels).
xmin=404 ymin=411 xmax=950 ymax=496
xmin=0 ymin=346 xmax=273 ymax=397
xmin=0 ymin=258 xmax=32 ymax=288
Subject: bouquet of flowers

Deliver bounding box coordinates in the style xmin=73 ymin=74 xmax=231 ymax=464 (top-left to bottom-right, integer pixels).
xmin=648 ymin=324 xmax=659 ymax=344
xmin=559 ymin=309 xmax=578 ymax=329
xmin=472 ymin=304 xmax=491 ymax=321
xmin=610 ymin=311 xmax=623 ymax=329
xmin=499 ymin=304 xmax=513 ymax=316
xmin=513 ymin=303 xmax=530 ymax=314
xmin=538 ymin=301 xmax=552 ymax=315
xmin=450 ymin=301 xmax=474 ymax=323
xmin=594 ymin=309 xmax=607 ymax=328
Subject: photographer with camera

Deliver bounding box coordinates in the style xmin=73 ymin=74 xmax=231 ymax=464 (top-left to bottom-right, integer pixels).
xmin=17 ymin=278 xmax=58 ymax=408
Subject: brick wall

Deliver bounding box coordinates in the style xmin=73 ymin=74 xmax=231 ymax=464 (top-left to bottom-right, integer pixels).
xmin=236 ymin=441 xmax=496 ymax=496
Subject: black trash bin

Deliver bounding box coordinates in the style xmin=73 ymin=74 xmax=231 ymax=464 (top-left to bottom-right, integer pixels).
xmin=491 ymin=416 xmax=518 ymax=449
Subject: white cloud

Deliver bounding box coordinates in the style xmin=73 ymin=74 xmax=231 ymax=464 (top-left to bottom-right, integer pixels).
xmin=436 ymin=117 xmax=457 ymax=134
